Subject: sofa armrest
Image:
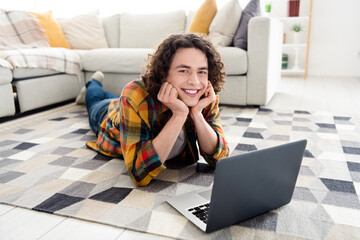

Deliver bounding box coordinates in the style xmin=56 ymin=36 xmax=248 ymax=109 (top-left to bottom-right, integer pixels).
xmin=246 ymin=16 xmax=283 ymax=105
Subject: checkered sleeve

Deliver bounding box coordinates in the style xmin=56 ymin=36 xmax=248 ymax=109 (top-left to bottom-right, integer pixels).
xmin=119 ymin=96 xmax=166 ymax=187
xmin=200 ymin=95 xmax=229 ymax=165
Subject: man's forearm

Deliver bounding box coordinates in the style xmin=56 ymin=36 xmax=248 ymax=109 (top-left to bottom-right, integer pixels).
xmin=152 ymin=114 xmax=187 ymax=163
xmin=191 ymin=112 xmax=218 ymax=155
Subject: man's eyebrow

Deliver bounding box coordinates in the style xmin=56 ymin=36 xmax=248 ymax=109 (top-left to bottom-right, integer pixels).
xmin=175 ymin=64 xmax=191 ymax=69
xmin=175 ymin=64 xmax=208 ymax=70
xmin=198 ymin=67 xmax=208 ymax=70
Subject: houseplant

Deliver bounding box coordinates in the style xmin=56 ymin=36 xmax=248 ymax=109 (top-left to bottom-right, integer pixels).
xmin=290 ymin=23 xmax=303 ymax=43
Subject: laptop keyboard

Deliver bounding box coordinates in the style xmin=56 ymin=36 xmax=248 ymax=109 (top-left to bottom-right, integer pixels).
xmin=188 ymin=203 xmax=210 ymax=224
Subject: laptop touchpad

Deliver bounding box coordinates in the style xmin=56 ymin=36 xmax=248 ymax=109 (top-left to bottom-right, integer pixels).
xmin=198 ymin=189 xmax=212 ymax=200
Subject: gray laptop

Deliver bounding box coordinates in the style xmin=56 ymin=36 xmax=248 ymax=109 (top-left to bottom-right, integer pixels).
xmin=167 ymin=139 xmax=307 ymax=233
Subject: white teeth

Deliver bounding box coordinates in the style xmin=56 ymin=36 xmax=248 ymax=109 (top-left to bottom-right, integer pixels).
xmin=184 ymin=89 xmax=197 ymax=94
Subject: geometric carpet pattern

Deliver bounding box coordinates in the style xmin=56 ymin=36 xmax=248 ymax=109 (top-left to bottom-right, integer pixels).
xmin=0 ymin=104 xmax=359 ymax=239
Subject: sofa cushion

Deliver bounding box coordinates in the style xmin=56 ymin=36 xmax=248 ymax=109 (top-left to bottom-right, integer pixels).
xmin=82 ymin=48 xmax=154 ymax=73
xmin=11 ymin=49 xmax=87 ymax=79
xmin=1 ymin=48 xmax=82 ymax=78
xmin=208 ymin=0 xmax=242 ymax=47
xmin=0 ymin=9 xmax=49 ymax=50
xmin=0 ymin=65 xmax=12 ymax=85
xmin=102 ymin=14 xmax=120 ymax=48
xmin=82 ymin=47 xmax=246 ymax=75
xmin=59 ymin=10 xmax=109 ymax=50
xmin=12 ymin=68 xmax=61 ymax=80
xmin=189 ymin=0 xmax=217 ymax=34
xmin=185 ymin=11 xmax=196 ymax=32
xmin=119 ymin=10 xmax=186 ymax=48
xmin=217 ymin=47 xmax=247 ymax=75
xmin=30 ymin=11 xmax=71 ymax=49
xmin=233 ymin=0 xmax=261 ymax=50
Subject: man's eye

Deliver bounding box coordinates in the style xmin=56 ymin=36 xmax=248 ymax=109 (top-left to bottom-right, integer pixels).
xmin=179 ymin=70 xmax=188 ymax=73
xmin=199 ymin=71 xmax=207 ymax=74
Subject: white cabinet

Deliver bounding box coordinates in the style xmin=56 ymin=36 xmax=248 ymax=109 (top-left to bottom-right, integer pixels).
xmin=270 ymin=0 xmax=313 ymax=79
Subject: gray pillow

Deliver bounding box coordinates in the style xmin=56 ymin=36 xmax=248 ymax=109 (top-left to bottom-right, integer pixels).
xmin=233 ymin=0 xmax=261 ymax=50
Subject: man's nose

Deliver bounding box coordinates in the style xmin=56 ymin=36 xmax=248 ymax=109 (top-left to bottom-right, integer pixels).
xmin=187 ymin=72 xmax=199 ymax=84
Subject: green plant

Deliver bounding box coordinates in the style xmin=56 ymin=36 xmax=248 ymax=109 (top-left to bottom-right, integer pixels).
xmin=291 ymin=24 xmax=304 ymax=32
xmin=265 ymin=3 xmax=271 ymax=12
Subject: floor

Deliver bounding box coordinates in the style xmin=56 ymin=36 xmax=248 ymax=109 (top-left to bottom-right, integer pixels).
xmin=266 ymin=76 xmax=360 ymax=115
xmin=0 ymin=75 xmax=359 ymax=240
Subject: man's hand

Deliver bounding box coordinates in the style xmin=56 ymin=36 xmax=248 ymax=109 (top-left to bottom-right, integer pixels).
xmin=154 ymin=82 xmax=189 ymax=163
xmin=157 ymin=82 xmax=189 ymax=117
xmin=190 ymin=81 xmax=216 ymax=119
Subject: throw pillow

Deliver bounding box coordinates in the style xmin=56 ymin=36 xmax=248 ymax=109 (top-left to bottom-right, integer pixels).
xmin=233 ymin=0 xmax=261 ymax=50
xmin=189 ymin=0 xmax=217 ymax=34
xmin=119 ymin=10 xmax=186 ymax=48
xmin=208 ymin=0 xmax=242 ymax=47
xmin=185 ymin=11 xmax=196 ymax=32
xmin=58 ymin=10 xmax=108 ymax=50
xmin=0 ymin=9 xmax=49 ymax=50
xmin=30 ymin=11 xmax=71 ymax=49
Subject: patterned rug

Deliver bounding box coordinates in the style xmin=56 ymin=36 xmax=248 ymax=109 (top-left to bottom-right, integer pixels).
xmin=0 ymin=103 xmax=359 ymax=240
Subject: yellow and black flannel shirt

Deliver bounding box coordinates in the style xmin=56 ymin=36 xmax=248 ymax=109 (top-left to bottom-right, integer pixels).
xmin=87 ymin=80 xmax=229 ymax=186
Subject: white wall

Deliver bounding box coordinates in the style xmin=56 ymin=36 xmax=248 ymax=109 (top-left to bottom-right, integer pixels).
xmin=271 ymin=0 xmax=360 ymax=77
xmin=308 ymin=0 xmax=360 ymax=77
xmin=2 ymin=0 xmax=231 ymax=17
xmin=2 ymin=0 xmax=359 ymax=77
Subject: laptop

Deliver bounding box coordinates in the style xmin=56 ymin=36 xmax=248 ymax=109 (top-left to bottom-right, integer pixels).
xmin=167 ymin=139 xmax=307 ymax=233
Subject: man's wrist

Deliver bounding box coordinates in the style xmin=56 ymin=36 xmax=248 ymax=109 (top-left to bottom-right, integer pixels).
xmin=189 ymin=109 xmax=203 ymax=121
xmin=172 ymin=111 xmax=188 ymax=122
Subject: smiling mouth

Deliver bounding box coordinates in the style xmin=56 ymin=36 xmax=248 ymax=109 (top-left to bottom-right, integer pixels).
xmin=182 ymin=89 xmax=200 ymax=95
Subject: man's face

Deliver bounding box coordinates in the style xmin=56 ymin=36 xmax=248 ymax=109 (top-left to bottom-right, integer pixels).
xmin=166 ymin=47 xmax=209 ymax=107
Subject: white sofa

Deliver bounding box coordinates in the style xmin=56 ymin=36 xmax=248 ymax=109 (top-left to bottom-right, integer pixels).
xmin=0 ymin=10 xmax=283 ymax=118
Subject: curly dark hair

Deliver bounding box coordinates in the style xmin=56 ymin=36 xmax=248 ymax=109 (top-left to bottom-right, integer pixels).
xmin=141 ymin=33 xmax=226 ymax=97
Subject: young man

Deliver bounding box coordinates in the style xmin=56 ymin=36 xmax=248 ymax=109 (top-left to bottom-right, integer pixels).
xmin=82 ymin=33 xmax=229 ymax=186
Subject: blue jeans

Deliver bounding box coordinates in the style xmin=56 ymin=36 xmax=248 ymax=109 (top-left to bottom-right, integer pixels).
xmin=86 ymin=80 xmax=118 ymax=135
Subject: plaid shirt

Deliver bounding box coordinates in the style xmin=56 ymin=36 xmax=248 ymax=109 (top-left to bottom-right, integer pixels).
xmin=87 ymin=80 xmax=229 ymax=186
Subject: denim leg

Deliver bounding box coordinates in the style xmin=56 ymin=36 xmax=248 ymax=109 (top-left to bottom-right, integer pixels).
xmin=88 ymin=99 xmax=115 ymax=135
xmin=104 ymin=90 xmax=118 ymax=99
xmin=85 ymin=80 xmax=118 ymax=135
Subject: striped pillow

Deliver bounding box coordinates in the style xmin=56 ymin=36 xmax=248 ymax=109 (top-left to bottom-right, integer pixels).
xmin=0 ymin=9 xmax=49 ymax=50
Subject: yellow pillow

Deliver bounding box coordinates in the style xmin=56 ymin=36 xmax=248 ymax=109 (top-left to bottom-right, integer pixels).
xmin=189 ymin=0 xmax=217 ymax=34
xmin=30 ymin=11 xmax=71 ymax=49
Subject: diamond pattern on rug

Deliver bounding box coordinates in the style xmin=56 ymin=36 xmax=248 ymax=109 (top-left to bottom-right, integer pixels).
xmin=140 ymin=180 xmax=175 ymax=193
xmin=50 ymin=117 xmax=68 ymax=121
xmin=243 ymin=131 xmax=264 ymax=139
xmin=0 ymin=171 xmax=25 ymax=183
xmin=71 ymin=129 xmax=90 ymax=134
xmin=73 ymin=159 xmax=108 ymax=170
xmin=0 ymin=105 xmax=359 ymax=239
xmin=348 ymin=162 xmax=360 ymax=172
xmin=0 ymin=140 xmax=20 ymax=148
xmin=13 ymin=142 xmax=38 ymax=150
xmin=0 ymin=159 xmax=22 ymax=168
xmin=234 ymin=143 xmax=257 ymax=152
xmin=89 ymin=187 xmax=133 ymax=204
xmin=343 ymin=147 xmax=360 ymax=155
xmin=34 ymin=193 xmax=84 ymax=213
xmin=60 ymin=181 xmax=96 ymax=198
xmin=320 ymin=178 xmax=356 ymax=194
xmin=237 ymin=211 xmax=278 ymax=231
xmin=52 ymin=147 xmax=77 ymax=155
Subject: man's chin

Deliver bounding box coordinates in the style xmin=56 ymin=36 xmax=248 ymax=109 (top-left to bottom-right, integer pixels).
xmin=178 ymin=96 xmax=199 ymax=107
xmin=182 ymin=100 xmax=198 ymax=108
xmin=186 ymin=103 xmax=197 ymax=107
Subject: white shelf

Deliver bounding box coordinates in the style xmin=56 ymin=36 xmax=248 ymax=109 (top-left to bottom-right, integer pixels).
xmin=275 ymin=0 xmax=313 ymax=79
xmin=283 ymin=43 xmax=307 ymax=47
xmin=274 ymin=16 xmax=309 ymax=21
xmin=281 ymin=69 xmax=305 ymax=74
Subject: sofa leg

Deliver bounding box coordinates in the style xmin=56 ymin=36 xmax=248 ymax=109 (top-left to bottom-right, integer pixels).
xmin=219 ymin=103 xmax=264 ymax=109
